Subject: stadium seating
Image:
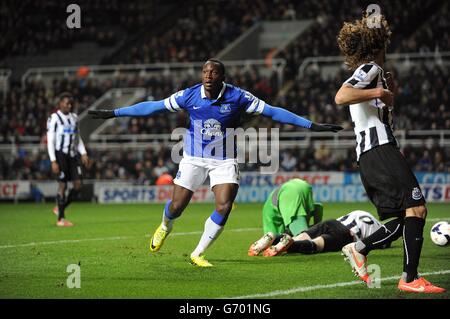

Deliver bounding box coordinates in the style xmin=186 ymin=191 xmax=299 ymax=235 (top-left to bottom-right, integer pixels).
xmin=0 ymin=0 xmax=155 ymax=59
xmin=1 ymin=0 xmax=448 ymax=182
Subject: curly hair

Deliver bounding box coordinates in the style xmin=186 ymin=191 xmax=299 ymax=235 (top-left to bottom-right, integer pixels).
xmin=337 ymin=12 xmax=392 ymax=71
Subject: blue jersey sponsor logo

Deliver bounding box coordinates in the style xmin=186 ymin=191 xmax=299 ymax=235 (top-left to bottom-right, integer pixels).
xmin=201 ymin=119 xmax=223 ymax=137
xmin=63 ymin=127 xmax=77 ymax=134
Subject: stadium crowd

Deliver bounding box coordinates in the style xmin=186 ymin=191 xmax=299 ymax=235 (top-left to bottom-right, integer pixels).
xmin=278 ymin=0 xmax=445 ymax=79
xmin=2 ymin=141 xmax=448 ymax=182
xmin=0 ymin=0 xmax=155 ymax=59
xmin=2 ymin=0 xmax=445 ymax=63
xmin=123 ymin=0 xmax=445 ymax=66
xmin=2 ymin=59 xmax=448 ymax=143
xmin=1 ymin=64 xmax=277 ymax=141
xmin=2 ymin=0 xmax=447 ymax=142
xmin=1 ymin=0 xmax=448 ymax=184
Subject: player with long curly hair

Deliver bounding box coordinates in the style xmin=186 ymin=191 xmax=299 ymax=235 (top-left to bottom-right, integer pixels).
xmin=335 ymin=11 xmax=445 ymax=293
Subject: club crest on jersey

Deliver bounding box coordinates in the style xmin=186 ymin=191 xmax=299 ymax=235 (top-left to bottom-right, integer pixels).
xmin=355 ymin=69 xmax=367 ymax=81
xmin=201 ymin=119 xmax=223 ymax=137
xmin=412 ymin=187 xmax=423 ymax=200
xmin=174 ymin=90 xmax=184 ymax=98
xmin=219 ymin=104 xmax=231 ymax=113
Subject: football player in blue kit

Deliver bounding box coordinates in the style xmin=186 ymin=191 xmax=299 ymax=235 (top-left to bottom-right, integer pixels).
xmin=89 ymin=59 xmax=343 ymax=267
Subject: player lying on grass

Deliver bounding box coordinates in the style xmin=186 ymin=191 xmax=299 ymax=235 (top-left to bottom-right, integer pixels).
xmin=89 ymin=59 xmax=343 ymax=267
xmin=334 ymin=12 xmax=445 ymax=293
xmin=248 ymin=178 xmax=324 ymax=256
xmin=249 ymin=210 xmax=394 ymax=257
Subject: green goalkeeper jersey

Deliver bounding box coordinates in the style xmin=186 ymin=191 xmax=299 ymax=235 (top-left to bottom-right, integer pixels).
xmin=262 ymin=178 xmax=320 ymax=235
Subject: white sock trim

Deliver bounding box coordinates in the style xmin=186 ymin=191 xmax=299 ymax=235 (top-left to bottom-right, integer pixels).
xmin=191 ymin=217 xmax=224 ymax=257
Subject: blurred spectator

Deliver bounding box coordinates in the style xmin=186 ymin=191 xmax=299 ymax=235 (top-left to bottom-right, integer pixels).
xmin=156 ymin=173 xmax=174 ymax=185
xmin=314 ymin=143 xmax=332 ymax=169
xmin=153 ymin=157 xmax=169 ymax=178
xmin=280 ymin=150 xmax=297 ymax=171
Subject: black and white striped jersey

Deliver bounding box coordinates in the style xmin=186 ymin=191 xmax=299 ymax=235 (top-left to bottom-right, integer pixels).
xmin=47 ymin=110 xmax=87 ymax=161
xmin=344 ymin=62 xmax=398 ymax=160
xmin=337 ymin=210 xmax=382 ymax=241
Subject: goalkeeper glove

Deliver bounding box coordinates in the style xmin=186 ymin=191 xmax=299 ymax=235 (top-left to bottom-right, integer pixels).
xmin=88 ymin=110 xmax=115 ymax=119
xmin=310 ymin=123 xmax=343 ymax=132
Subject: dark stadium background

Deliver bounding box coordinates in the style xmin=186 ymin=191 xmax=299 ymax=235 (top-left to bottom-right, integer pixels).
xmin=0 ymin=0 xmax=448 ymax=303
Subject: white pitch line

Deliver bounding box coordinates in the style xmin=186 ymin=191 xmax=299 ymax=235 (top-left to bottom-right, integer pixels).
xmin=0 ymin=236 xmax=131 ymax=249
xmin=0 ymin=227 xmax=261 ymax=249
xmin=223 ymin=269 xmax=450 ymax=299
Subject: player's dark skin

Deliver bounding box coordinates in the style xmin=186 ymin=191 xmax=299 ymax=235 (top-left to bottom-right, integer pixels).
xmin=169 ymin=61 xmax=239 ymax=219
xmin=52 ymin=97 xmax=89 ymax=198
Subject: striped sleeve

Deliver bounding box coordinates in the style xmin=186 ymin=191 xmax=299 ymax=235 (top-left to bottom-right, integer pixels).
xmin=344 ymin=64 xmax=379 ymax=89
xmin=241 ymin=89 xmax=266 ymax=115
xmin=163 ymin=90 xmax=186 ymax=113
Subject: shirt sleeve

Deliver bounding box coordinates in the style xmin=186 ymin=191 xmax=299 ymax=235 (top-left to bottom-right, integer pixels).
xmin=114 ymin=100 xmax=167 ymax=117
xmin=240 ymin=89 xmax=266 ymax=115
xmin=344 ymin=64 xmax=380 ymax=89
xmin=46 ymin=115 xmax=57 ymax=162
xmin=261 ymin=104 xmax=312 ymax=128
xmin=163 ymin=89 xmax=187 ymax=112
xmin=77 ymin=135 xmax=87 ymax=156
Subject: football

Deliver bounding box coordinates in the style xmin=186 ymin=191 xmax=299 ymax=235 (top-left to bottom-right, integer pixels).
xmin=430 ymin=221 xmax=450 ymax=246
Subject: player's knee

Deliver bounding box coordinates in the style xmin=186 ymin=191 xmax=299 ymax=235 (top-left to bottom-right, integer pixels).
xmin=406 ymin=205 xmax=427 ymax=219
xmin=294 ymin=232 xmax=310 ymax=241
xmin=215 ymin=202 xmax=233 ymax=215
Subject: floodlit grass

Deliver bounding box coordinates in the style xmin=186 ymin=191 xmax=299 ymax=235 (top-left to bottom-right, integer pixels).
xmin=0 ymin=202 xmax=448 ymax=299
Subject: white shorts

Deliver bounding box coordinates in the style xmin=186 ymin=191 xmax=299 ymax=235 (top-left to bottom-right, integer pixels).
xmin=174 ymin=155 xmax=240 ymax=192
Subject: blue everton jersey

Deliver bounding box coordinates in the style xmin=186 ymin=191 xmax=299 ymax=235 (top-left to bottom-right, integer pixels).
xmin=163 ymin=82 xmax=266 ymax=159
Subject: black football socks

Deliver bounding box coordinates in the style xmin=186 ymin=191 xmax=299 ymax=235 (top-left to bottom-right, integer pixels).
xmin=288 ymin=240 xmax=317 ymax=254
xmin=56 ymin=194 xmax=66 ymax=220
xmin=402 ymin=217 xmax=425 ymax=282
xmin=355 ymin=217 xmax=404 ymax=255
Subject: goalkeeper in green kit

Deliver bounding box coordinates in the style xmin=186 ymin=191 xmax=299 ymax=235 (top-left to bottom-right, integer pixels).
xmin=248 ymin=178 xmax=323 ymax=256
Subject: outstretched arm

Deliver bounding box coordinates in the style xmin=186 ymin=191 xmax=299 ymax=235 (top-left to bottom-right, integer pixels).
xmin=88 ymin=100 xmax=168 ymax=119
xmin=261 ymin=104 xmax=343 ymax=132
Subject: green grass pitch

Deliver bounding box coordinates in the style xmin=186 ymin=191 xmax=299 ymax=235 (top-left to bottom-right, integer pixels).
xmin=0 ymin=202 xmax=448 ymax=299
